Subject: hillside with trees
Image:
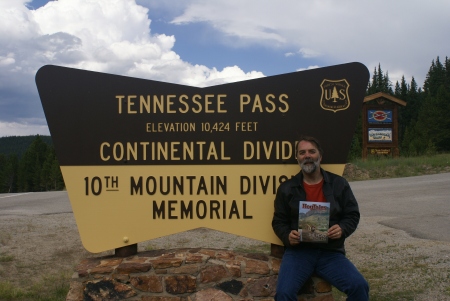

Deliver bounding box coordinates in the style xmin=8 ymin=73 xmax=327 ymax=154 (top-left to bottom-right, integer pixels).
xmin=0 ymin=135 xmax=53 ymax=158
xmin=0 ymin=135 xmax=64 ymax=193
xmin=349 ymin=56 xmax=450 ymax=159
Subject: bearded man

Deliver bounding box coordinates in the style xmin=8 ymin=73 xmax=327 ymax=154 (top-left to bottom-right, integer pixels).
xmin=272 ymin=135 xmax=369 ymax=301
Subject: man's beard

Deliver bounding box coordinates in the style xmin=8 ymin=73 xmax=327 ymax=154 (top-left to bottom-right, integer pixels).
xmin=300 ymin=158 xmax=320 ymax=174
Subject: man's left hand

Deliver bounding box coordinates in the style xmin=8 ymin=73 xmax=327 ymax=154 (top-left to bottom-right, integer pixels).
xmin=328 ymin=224 xmax=343 ymax=239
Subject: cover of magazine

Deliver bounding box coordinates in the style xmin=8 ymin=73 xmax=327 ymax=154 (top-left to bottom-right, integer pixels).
xmin=298 ymin=201 xmax=330 ymax=243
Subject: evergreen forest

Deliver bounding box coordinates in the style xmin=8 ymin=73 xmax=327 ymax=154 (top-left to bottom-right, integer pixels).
xmin=0 ymin=135 xmax=64 ymax=193
xmin=0 ymin=56 xmax=449 ymax=193
xmin=349 ymin=56 xmax=450 ymax=159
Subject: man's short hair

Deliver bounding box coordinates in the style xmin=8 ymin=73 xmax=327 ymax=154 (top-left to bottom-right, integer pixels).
xmin=296 ymin=135 xmax=324 ymax=156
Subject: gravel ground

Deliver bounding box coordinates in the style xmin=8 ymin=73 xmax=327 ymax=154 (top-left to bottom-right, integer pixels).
xmin=1 ymin=211 xmax=450 ymax=300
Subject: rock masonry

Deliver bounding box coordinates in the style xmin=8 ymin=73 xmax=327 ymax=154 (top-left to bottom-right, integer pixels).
xmin=67 ymin=248 xmax=334 ymax=301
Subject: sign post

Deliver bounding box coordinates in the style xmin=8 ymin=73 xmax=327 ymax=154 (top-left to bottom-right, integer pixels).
xmin=36 ymin=63 xmax=369 ymax=253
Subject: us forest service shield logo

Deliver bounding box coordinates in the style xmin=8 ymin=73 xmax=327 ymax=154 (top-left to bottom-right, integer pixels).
xmin=320 ymin=79 xmax=350 ymax=112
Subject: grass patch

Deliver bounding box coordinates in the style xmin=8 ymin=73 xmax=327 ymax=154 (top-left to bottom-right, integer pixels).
xmin=144 ymin=244 xmax=158 ymax=251
xmin=0 ymin=253 xmax=14 ymax=262
xmin=0 ymin=272 xmax=70 ymax=301
xmin=346 ymin=240 xmax=448 ymax=300
xmin=445 ymin=286 xmax=450 ymax=296
xmin=234 ymin=243 xmax=271 ymax=254
xmin=176 ymin=238 xmax=192 ymax=245
xmin=344 ymin=153 xmax=450 ymax=181
xmin=0 ymin=233 xmax=12 ymax=245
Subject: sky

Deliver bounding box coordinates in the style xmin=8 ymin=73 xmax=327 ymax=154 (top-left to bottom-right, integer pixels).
xmin=0 ymin=0 xmax=449 ymax=137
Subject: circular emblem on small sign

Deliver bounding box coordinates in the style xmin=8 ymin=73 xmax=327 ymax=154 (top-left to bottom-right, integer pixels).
xmin=372 ymin=110 xmax=387 ymax=121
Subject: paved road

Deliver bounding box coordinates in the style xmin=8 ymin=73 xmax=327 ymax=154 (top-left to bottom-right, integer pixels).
xmin=1 ymin=173 xmax=449 ymax=242
xmin=0 ymin=191 xmax=72 ymax=215
xmin=350 ymin=172 xmax=450 ymax=242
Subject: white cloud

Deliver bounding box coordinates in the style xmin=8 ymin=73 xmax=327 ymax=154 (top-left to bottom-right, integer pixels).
xmin=0 ymin=53 xmax=15 ymax=66
xmin=299 ymin=48 xmax=321 ymax=59
xmin=28 ymin=0 xmax=262 ymax=84
xmin=296 ymin=65 xmax=320 ymax=72
xmin=1 ymin=0 xmax=449 ymax=137
xmin=0 ymin=120 xmax=49 ymax=137
xmin=171 ymin=1 xmax=287 ymax=45
xmin=169 ymin=0 xmax=450 ymax=84
xmin=0 ymin=0 xmax=264 ymax=137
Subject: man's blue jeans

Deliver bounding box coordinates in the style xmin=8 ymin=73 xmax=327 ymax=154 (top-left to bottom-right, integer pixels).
xmin=275 ymin=248 xmax=369 ymax=301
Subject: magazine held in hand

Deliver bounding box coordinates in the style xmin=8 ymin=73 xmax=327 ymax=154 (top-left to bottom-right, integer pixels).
xmin=298 ymin=201 xmax=330 ymax=243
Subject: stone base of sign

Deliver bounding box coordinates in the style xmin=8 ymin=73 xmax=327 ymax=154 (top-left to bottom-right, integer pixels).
xmin=66 ymin=248 xmax=334 ymax=301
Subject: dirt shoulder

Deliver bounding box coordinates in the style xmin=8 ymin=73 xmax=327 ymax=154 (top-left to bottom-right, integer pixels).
xmin=1 ymin=211 xmax=450 ymax=300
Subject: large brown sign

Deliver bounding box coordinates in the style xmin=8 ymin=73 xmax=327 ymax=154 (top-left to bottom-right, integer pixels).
xmin=36 ymin=63 xmax=369 ymax=253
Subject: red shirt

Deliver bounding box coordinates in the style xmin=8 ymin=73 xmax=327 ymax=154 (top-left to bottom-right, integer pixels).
xmin=303 ymin=178 xmax=326 ymax=202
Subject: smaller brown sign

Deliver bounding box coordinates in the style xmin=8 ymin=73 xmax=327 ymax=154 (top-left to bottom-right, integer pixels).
xmin=369 ymin=148 xmax=391 ymax=155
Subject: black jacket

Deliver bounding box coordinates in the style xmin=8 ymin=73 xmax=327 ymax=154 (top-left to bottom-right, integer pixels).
xmin=271 ymin=168 xmax=360 ymax=254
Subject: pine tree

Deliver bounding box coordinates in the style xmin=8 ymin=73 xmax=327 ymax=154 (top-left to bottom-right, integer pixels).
xmin=400 ymin=76 xmax=408 ymax=99
xmin=406 ymin=77 xmax=423 ymax=124
xmin=424 ymin=57 xmax=446 ymax=97
xmin=400 ymin=55 xmax=450 ymax=155
xmin=367 ymin=64 xmax=393 ymax=95
xmin=50 ymin=157 xmax=64 ymax=190
xmin=0 ymin=154 xmax=19 ymax=193
xmin=17 ymin=135 xmax=49 ymax=192
xmin=383 ymin=71 xmax=393 ymax=94
xmin=445 ymin=57 xmax=450 ymax=89
xmin=394 ymin=81 xmax=401 ymax=97
xmin=347 ymin=112 xmax=363 ymax=160
xmin=396 ymin=76 xmax=410 ymax=145
xmin=367 ymin=67 xmax=378 ymax=95
xmin=432 ymin=86 xmax=450 ymax=150
xmin=41 ymin=146 xmax=64 ymax=190
xmin=407 ymin=85 xmax=450 ymax=154
xmin=3 ymin=154 xmax=19 ymax=193
xmin=0 ymin=154 xmax=5 ymax=193
xmin=377 ymin=64 xmax=384 ymax=91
